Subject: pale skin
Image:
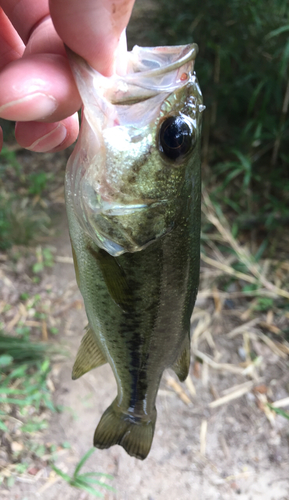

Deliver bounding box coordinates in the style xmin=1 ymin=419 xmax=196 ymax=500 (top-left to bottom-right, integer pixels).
xmin=0 ymin=0 xmax=135 ymax=152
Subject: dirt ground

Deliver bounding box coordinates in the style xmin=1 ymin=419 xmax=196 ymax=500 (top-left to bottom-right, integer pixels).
xmin=3 ymin=210 xmax=288 ymax=500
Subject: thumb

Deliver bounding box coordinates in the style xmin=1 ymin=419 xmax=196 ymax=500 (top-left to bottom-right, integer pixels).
xmin=49 ymin=0 xmax=135 ymax=76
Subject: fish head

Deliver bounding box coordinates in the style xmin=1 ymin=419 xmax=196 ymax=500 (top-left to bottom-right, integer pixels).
xmin=66 ymin=44 xmax=204 ymax=256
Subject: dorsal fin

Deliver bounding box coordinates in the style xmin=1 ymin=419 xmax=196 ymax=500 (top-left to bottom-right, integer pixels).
xmin=88 ymin=246 xmax=132 ymax=312
xmin=172 ymin=334 xmax=191 ymax=382
xmin=72 ymin=325 xmax=107 ymax=380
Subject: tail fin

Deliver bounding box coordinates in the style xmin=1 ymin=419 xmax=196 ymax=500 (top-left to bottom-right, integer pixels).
xmin=93 ymin=399 xmax=156 ymax=460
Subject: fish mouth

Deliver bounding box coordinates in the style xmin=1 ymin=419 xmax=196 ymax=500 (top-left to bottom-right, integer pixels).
xmin=67 ymin=43 xmax=198 ymax=105
xmin=128 ymin=44 xmax=197 ymax=79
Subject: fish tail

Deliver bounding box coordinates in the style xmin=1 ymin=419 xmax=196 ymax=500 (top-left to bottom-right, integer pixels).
xmin=93 ymin=399 xmax=156 ymax=460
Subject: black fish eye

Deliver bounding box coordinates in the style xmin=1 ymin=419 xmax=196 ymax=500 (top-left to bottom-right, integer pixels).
xmin=159 ymin=116 xmax=195 ymax=161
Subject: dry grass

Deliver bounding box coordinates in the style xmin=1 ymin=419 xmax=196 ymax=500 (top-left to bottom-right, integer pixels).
xmin=165 ymin=190 xmax=289 ymax=460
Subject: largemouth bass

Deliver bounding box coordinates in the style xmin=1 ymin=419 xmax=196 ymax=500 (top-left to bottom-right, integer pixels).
xmin=65 ymin=44 xmax=203 ymax=460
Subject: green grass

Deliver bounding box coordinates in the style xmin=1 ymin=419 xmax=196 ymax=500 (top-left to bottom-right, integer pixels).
xmin=0 ymin=319 xmax=115 ymax=493
xmin=0 ymin=335 xmax=115 ymax=495
xmin=0 ymin=334 xmax=59 ymax=365
xmin=267 ymin=404 xmax=289 ymax=420
xmin=52 ymin=448 xmax=115 ymax=497
xmin=0 ymin=144 xmax=53 ymax=249
xmin=0 ymin=336 xmax=59 ymax=433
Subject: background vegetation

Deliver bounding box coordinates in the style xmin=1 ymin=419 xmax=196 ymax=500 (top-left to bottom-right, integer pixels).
xmin=128 ymin=0 xmax=289 ymax=233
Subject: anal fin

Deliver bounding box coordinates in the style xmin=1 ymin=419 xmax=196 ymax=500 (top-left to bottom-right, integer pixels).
xmin=72 ymin=325 xmax=107 ymax=380
xmin=172 ymin=334 xmax=191 ymax=382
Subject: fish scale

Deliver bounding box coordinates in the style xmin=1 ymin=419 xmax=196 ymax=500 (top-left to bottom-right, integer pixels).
xmin=65 ymin=43 xmax=203 ymax=459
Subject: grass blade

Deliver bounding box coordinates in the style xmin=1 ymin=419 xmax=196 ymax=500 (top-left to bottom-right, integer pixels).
xmin=72 ymin=479 xmax=103 ymax=497
xmin=267 ymin=404 xmax=289 ymax=420
xmin=51 ymin=464 xmax=72 ymax=483
xmin=73 ymin=447 xmax=96 ymax=477
xmin=79 ymin=471 xmax=114 ymax=480
xmin=77 ymin=474 xmax=115 ymax=491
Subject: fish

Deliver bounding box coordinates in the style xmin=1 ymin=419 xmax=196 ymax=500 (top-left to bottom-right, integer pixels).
xmin=65 ymin=43 xmax=204 ymax=460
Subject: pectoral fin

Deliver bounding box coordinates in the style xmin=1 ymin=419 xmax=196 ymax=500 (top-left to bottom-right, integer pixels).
xmin=88 ymin=246 xmax=132 ymax=312
xmin=172 ymin=334 xmax=191 ymax=382
xmin=72 ymin=325 xmax=107 ymax=380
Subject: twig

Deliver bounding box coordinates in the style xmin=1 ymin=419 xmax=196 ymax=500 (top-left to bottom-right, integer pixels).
xmin=191 ymin=311 xmax=212 ymax=346
xmin=6 ymin=311 xmax=21 ymax=332
xmin=55 ymin=256 xmax=73 ymax=264
xmin=225 ymin=471 xmax=252 ymax=482
xmin=25 ymin=320 xmax=42 ymax=327
xmin=42 ymin=321 xmax=48 ymax=341
xmin=259 ymin=321 xmax=282 ymax=335
xmin=219 ymin=435 xmax=230 ymax=459
xmin=227 ymin=318 xmax=259 ymax=339
xmin=166 ymin=376 xmax=192 ymax=406
xmin=197 ymin=288 xmax=282 ymax=299
xmin=201 ymin=253 xmax=256 ymax=284
xmin=212 ymin=286 xmax=223 ymax=313
xmin=202 ymin=193 xmax=289 ymax=300
xmin=193 ymin=348 xmax=244 ymax=374
xmin=253 ymin=331 xmax=287 ymax=359
xmin=273 ymin=341 xmax=289 ymax=355
xmin=202 ymin=361 xmax=209 ymax=387
xmin=185 ymin=375 xmax=196 ymax=397
xmin=256 ymin=393 xmax=275 ymax=425
xmin=271 ymin=397 xmax=289 ymax=409
xmin=36 ymin=472 xmax=61 ymax=495
xmin=209 ymin=380 xmax=258 ymax=408
xmin=200 ymin=420 xmax=208 ymax=456
xmin=221 ymin=379 xmax=261 ymax=396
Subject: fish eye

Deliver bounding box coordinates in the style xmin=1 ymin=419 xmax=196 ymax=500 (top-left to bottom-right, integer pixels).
xmin=158 ymin=116 xmax=195 ymax=161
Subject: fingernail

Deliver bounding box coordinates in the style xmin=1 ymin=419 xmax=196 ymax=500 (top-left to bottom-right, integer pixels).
xmin=27 ymin=123 xmax=67 ymax=152
xmin=0 ymin=93 xmax=58 ymax=121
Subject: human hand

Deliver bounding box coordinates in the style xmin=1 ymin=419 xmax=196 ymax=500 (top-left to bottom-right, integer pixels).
xmin=0 ymin=0 xmax=135 ymax=153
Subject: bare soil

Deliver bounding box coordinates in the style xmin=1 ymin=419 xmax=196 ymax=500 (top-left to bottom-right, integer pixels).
xmin=3 ymin=211 xmax=289 ymax=500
